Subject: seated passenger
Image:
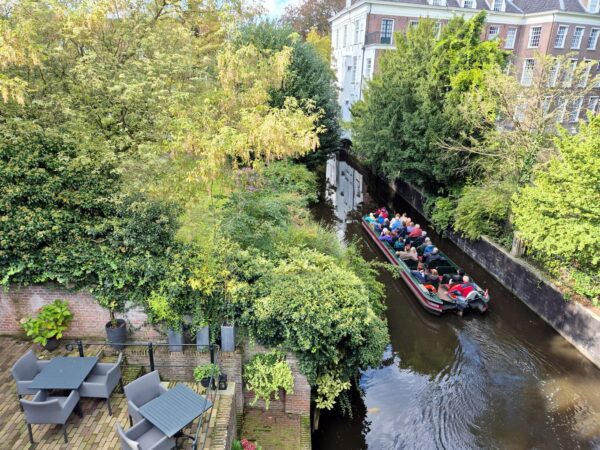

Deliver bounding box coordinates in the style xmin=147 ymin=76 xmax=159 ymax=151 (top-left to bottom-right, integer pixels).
xmin=448 ymin=276 xmax=475 ymax=297
xmin=408 ymin=224 xmax=423 ymax=238
xmin=377 ymin=207 xmax=389 ymax=219
xmin=417 ymin=237 xmax=433 ymax=255
xmin=376 ymin=214 xmax=385 ymax=225
xmin=411 ymin=266 xmax=427 ymax=283
xmin=397 ymin=247 xmax=418 ymax=262
xmin=411 ymin=231 xmax=427 ymax=247
xmin=424 ymin=269 xmax=440 ymax=289
xmin=379 ymin=229 xmax=393 ymax=243
xmin=365 ymin=213 xmax=376 ymax=224
xmin=394 ymin=239 xmax=406 ymax=251
xmin=423 ymin=248 xmax=441 ymax=265
xmin=406 ymin=221 xmax=415 ymax=233
xmin=448 ymin=268 xmax=466 ymax=285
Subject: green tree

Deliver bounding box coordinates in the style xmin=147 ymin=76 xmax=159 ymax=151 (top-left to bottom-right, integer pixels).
xmin=281 ymin=0 xmax=345 ymax=37
xmin=351 ymin=12 xmax=507 ymax=190
xmin=512 ymin=116 xmax=600 ymax=303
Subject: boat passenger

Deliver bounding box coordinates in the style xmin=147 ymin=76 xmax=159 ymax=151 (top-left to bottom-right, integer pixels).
xmin=448 ymin=276 xmax=475 ymax=297
xmin=411 ymin=267 xmax=427 ymax=283
xmin=445 ymin=268 xmax=465 ymax=285
xmin=408 ymin=224 xmax=423 ymax=238
xmin=406 ymin=222 xmax=415 ymax=233
xmin=425 ymin=269 xmax=440 ymax=288
xmin=397 ymin=247 xmax=418 ymax=262
xmin=394 ymin=239 xmax=405 ymax=251
xmin=376 ymin=214 xmax=385 ymax=225
xmin=411 ymin=231 xmax=427 ymax=247
xmin=423 ymin=248 xmax=441 ymax=265
xmin=418 ymin=238 xmax=433 ymax=255
xmin=365 ymin=213 xmax=376 ymax=224
xmin=377 ymin=207 xmax=389 ymax=219
xmin=379 ymin=229 xmax=393 ymax=244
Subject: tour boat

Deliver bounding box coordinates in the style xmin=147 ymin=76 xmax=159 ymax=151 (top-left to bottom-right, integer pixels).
xmin=362 ymin=216 xmax=490 ymax=316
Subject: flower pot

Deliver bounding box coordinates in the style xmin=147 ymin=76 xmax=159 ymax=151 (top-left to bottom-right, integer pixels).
xmin=167 ymin=327 xmax=184 ymax=352
xmin=196 ymin=326 xmax=210 ymax=350
xmin=218 ymin=374 xmax=228 ymax=390
xmin=105 ymin=319 xmax=127 ymax=350
xmin=43 ymin=337 xmax=61 ymax=351
xmin=220 ymin=325 xmax=235 ymax=352
xmin=200 ymin=377 xmax=212 ymax=388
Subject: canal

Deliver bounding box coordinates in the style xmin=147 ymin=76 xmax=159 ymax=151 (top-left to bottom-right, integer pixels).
xmin=311 ymin=152 xmax=600 ymax=450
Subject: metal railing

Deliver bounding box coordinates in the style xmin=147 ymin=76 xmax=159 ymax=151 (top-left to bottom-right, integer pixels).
xmin=365 ymin=31 xmax=393 ymax=46
xmin=64 ymin=340 xmax=221 ymax=450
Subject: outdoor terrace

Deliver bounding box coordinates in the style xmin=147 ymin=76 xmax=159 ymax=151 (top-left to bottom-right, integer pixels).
xmin=0 ymin=337 xmax=236 ymax=450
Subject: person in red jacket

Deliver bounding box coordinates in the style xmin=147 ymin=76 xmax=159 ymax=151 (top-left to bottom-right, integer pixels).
xmin=408 ymin=224 xmax=423 ymax=238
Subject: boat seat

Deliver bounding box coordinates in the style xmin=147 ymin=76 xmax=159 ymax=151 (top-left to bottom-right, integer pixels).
xmin=405 ymin=259 xmax=418 ymax=270
xmin=427 ymin=259 xmax=448 ymax=269
xmin=435 ymin=266 xmax=456 ymax=276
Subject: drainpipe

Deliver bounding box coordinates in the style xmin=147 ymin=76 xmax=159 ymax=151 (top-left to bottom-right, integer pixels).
xmin=358 ymin=3 xmax=373 ymax=100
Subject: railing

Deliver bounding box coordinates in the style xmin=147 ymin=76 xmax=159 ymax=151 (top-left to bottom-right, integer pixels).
xmin=64 ymin=340 xmax=221 ymax=450
xmin=365 ymin=31 xmax=393 ymax=46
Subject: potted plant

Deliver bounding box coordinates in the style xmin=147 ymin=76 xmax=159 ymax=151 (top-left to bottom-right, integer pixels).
xmin=102 ymin=299 xmax=127 ymax=350
xmin=194 ymin=363 xmax=220 ymax=389
xmin=244 ymin=350 xmax=294 ymax=409
xmin=191 ymin=307 xmax=210 ymax=350
xmin=20 ymin=299 xmax=73 ymax=351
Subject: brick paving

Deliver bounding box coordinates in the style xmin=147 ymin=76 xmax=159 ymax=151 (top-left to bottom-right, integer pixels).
xmin=0 ymin=337 xmax=221 ymax=449
xmin=241 ymin=409 xmax=309 ymax=450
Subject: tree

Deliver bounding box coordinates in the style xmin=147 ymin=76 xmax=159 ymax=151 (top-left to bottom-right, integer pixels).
xmin=512 ymin=116 xmax=600 ymax=304
xmin=351 ymin=13 xmax=507 ymax=190
xmin=281 ymin=0 xmax=345 ymax=37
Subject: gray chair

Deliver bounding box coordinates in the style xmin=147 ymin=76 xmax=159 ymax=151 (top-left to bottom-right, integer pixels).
xmin=11 ymin=349 xmax=50 ymax=404
xmin=79 ymin=352 xmax=124 ymax=415
xmin=20 ymin=390 xmax=82 ymax=444
xmin=116 ymin=419 xmax=176 ymax=450
xmin=123 ymin=370 xmax=167 ymax=426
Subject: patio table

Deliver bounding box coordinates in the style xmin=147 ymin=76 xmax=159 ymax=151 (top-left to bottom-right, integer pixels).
xmin=139 ymin=383 xmax=213 ymax=438
xmin=29 ymin=356 xmax=98 ymax=390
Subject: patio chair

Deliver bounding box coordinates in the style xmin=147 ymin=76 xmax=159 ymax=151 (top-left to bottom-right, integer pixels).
xmin=79 ymin=352 xmax=124 ymax=415
xmin=116 ymin=419 xmax=176 ymax=450
xmin=11 ymin=349 xmax=50 ymax=405
xmin=123 ymin=370 xmax=168 ymax=426
xmin=20 ymin=390 xmax=82 ymax=444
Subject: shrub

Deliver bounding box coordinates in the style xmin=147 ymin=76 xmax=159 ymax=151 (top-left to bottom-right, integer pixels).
xmin=20 ymin=299 xmax=73 ymax=346
xmin=244 ymin=351 xmax=294 ymax=409
xmin=193 ymin=363 xmax=221 ymax=382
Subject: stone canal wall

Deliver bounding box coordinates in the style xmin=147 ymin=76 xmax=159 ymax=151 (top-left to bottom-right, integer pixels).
xmin=383 ymin=173 xmax=600 ymax=369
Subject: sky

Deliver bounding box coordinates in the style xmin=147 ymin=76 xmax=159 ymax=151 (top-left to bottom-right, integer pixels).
xmin=263 ymin=0 xmax=299 ymax=18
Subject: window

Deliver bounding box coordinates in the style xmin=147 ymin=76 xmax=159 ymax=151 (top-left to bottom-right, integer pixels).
xmin=463 ymin=0 xmax=475 ymax=7
xmin=554 ymin=26 xmax=568 ymax=48
xmin=542 ymin=96 xmax=552 ymax=114
xmin=354 ymin=21 xmax=359 ymax=44
xmin=334 ymin=28 xmax=339 ymax=48
xmin=569 ymin=97 xmax=583 ymax=123
xmin=352 ymin=56 xmax=358 ymax=83
xmin=564 ymin=59 xmax=578 ymax=87
xmin=430 ymin=0 xmax=446 ymax=5
xmin=588 ymin=96 xmax=599 ymax=115
xmin=556 ymin=98 xmax=567 ymax=123
xmin=596 ymin=61 xmax=600 ymax=88
xmin=548 ymin=60 xmax=561 ymax=87
xmin=410 ymin=20 xmax=419 ymax=28
xmin=521 ymin=59 xmax=535 ymax=86
xmin=488 ymin=26 xmax=500 ymax=40
xmin=505 ymin=27 xmax=517 ymax=49
xmin=589 ymin=0 xmax=600 ymax=13
xmin=587 ymin=28 xmax=599 ymax=50
xmin=579 ymin=61 xmax=592 ymax=87
xmin=492 ymin=0 xmax=504 ymax=12
xmin=571 ymin=27 xmax=584 ymax=49
xmin=434 ymin=21 xmax=442 ymax=38
xmin=380 ymin=19 xmax=394 ymax=44
xmin=365 ymin=58 xmax=373 ymax=79
xmin=343 ymin=24 xmax=348 ymax=47
xmin=528 ymin=27 xmax=542 ymax=48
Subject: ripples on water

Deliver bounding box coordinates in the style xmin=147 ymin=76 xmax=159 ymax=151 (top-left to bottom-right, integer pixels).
xmin=312 ymin=154 xmax=600 ymax=450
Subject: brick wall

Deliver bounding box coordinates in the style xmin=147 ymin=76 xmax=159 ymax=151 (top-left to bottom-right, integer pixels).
xmin=0 ymin=284 xmax=161 ymax=340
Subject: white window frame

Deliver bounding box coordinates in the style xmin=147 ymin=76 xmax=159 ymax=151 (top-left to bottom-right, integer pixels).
xmin=410 ymin=20 xmax=419 ymax=28
xmin=505 ymin=27 xmax=517 ymax=49
xmin=434 ymin=21 xmax=442 ymax=38
xmin=365 ymin=58 xmax=373 ymax=79
xmin=491 ymin=0 xmax=505 ymax=12
xmin=548 ymin=60 xmax=561 ymax=87
xmin=462 ymin=0 xmax=475 ymax=7
xmin=343 ymin=24 xmax=348 ymax=47
xmin=587 ymin=28 xmax=599 ymax=51
xmin=352 ymin=56 xmax=358 ymax=84
xmin=429 ymin=0 xmax=446 ymax=5
xmin=542 ymin=96 xmax=552 ymax=115
xmin=521 ymin=59 xmax=535 ymax=86
xmin=596 ymin=61 xmax=600 ymax=88
xmin=564 ymin=59 xmax=578 ymax=87
xmin=556 ymin=98 xmax=567 ymax=123
xmin=589 ymin=0 xmax=600 ymax=13
xmin=554 ymin=26 xmax=568 ymax=49
xmin=571 ymin=27 xmax=585 ymax=50
xmin=528 ymin=26 xmax=542 ymax=48
xmin=380 ymin=19 xmax=394 ymax=45
xmin=579 ymin=60 xmax=592 ymax=87
xmin=488 ymin=26 xmax=500 ymax=40
xmin=588 ymin=96 xmax=599 ymax=115
xmin=569 ymin=97 xmax=584 ymax=123
xmin=354 ymin=21 xmax=359 ymax=45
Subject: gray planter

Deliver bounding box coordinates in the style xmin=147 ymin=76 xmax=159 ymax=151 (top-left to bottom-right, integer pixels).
xmin=167 ymin=327 xmax=184 ymax=352
xmin=220 ymin=325 xmax=235 ymax=352
xmin=105 ymin=319 xmax=127 ymax=350
xmin=196 ymin=325 xmax=210 ymax=350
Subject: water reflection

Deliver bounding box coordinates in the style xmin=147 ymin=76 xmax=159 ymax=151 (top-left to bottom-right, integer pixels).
xmin=313 ymin=152 xmax=600 ymax=450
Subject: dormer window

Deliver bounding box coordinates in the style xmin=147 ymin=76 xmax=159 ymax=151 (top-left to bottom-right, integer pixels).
xmin=462 ymin=0 xmax=476 ymax=7
xmin=589 ymin=0 xmax=600 ymax=13
xmin=491 ymin=0 xmax=505 ymax=12
xmin=429 ymin=0 xmax=447 ymax=5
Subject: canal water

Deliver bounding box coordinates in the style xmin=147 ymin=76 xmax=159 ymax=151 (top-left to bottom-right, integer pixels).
xmin=311 ymin=152 xmax=600 ymax=450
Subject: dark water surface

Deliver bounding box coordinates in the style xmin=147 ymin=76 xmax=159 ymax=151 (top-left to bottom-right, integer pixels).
xmin=311 ymin=153 xmax=600 ymax=450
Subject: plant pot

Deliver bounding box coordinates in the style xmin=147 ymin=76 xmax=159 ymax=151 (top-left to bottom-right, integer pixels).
xmin=196 ymin=326 xmax=210 ymax=350
xmin=218 ymin=374 xmax=228 ymax=390
xmin=167 ymin=327 xmax=184 ymax=352
xmin=200 ymin=377 xmax=212 ymax=388
xmin=43 ymin=337 xmax=61 ymax=351
xmin=105 ymin=319 xmax=127 ymax=350
xmin=220 ymin=325 xmax=235 ymax=352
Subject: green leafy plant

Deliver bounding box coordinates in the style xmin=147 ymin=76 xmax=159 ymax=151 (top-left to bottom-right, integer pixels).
xmin=244 ymin=351 xmax=294 ymax=409
xmin=193 ymin=363 xmax=220 ymax=382
xmin=20 ymin=299 xmax=73 ymax=346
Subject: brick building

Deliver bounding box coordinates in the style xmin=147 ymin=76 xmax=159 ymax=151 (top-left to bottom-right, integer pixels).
xmin=330 ymin=0 xmax=600 ymax=126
